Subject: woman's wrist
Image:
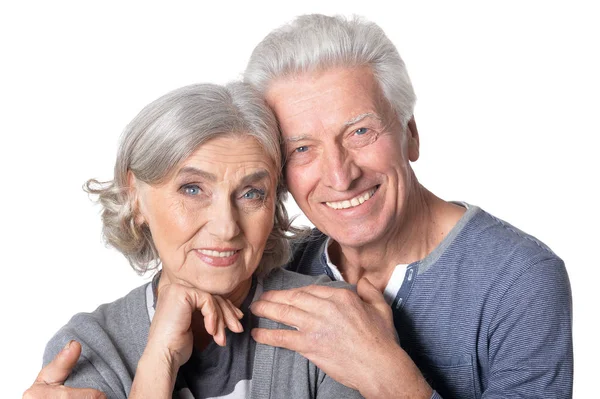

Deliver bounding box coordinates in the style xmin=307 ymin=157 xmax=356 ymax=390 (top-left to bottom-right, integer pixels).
xmin=130 ymin=346 xmax=180 ymax=398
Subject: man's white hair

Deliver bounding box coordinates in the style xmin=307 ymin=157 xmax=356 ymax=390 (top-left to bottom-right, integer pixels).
xmin=244 ymin=14 xmax=417 ymax=127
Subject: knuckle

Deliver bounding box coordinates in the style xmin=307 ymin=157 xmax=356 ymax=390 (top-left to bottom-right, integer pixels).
xmin=160 ymin=284 xmax=177 ymax=298
xmin=274 ymin=329 xmax=287 ymax=345
xmin=289 ymin=289 xmax=305 ymax=304
xmin=338 ymin=287 xmax=357 ymax=303
xmin=57 ymin=386 xmax=70 ymax=399
xmin=277 ymin=304 xmax=292 ymax=320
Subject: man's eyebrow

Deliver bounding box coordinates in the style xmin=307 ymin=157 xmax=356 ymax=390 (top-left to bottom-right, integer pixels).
xmin=344 ymin=112 xmax=381 ymax=126
xmin=176 ymin=167 xmax=216 ymax=181
xmin=284 ymin=113 xmax=381 ymax=142
xmin=285 ymin=135 xmax=310 ymax=143
xmin=240 ymin=169 xmax=271 ymax=186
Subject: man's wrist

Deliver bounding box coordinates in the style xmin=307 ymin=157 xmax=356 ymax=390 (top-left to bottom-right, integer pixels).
xmin=360 ymin=343 xmax=433 ymax=399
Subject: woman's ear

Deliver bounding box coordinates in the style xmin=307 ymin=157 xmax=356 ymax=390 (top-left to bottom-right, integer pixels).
xmin=127 ymin=171 xmax=146 ymax=225
xmin=406 ymin=116 xmax=420 ymax=162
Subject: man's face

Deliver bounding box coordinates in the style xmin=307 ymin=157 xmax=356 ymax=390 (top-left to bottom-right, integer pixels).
xmin=265 ymin=67 xmax=419 ymax=250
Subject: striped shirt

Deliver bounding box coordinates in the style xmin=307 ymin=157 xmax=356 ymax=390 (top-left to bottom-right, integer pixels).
xmin=285 ymin=204 xmax=573 ymax=398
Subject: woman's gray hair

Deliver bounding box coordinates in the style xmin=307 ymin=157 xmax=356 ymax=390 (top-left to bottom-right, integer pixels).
xmin=85 ymin=82 xmax=294 ymax=276
xmin=244 ymin=14 xmax=416 ymax=127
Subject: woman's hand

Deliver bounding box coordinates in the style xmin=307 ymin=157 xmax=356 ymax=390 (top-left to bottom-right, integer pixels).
xmin=130 ymin=283 xmax=244 ymax=399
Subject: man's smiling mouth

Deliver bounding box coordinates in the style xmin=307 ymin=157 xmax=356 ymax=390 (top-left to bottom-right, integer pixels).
xmin=325 ymin=186 xmax=379 ymax=210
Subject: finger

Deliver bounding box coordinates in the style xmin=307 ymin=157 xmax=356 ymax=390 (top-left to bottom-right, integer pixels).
xmin=250 ymin=300 xmax=310 ymax=330
xmin=251 ymin=327 xmax=306 ymax=352
xmin=35 ymin=340 xmax=82 ymax=385
xmin=214 ymin=299 xmax=226 ymax=346
xmin=357 ymin=277 xmax=389 ymax=310
xmin=231 ymin=299 xmax=244 ymax=319
xmin=215 ymin=296 xmax=243 ymax=333
xmin=183 ymin=287 xmax=227 ymax=345
xmin=190 ymin=290 xmax=218 ymax=336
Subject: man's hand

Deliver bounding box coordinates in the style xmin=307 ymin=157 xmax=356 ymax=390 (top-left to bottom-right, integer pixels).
xmin=23 ymin=340 xmax=106 ymax=399
xmin=250 ymin=277 xmax=432 ymax=399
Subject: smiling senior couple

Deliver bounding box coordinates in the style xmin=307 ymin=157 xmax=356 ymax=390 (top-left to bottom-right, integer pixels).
xmin=24 ymin=14 xmax=572 ymax=399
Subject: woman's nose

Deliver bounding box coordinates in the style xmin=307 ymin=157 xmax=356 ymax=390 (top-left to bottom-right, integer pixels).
xmin=206 ymin=200 xmax=241 ymax=240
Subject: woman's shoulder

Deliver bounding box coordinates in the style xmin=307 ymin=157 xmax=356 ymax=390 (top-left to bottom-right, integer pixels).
xmin=51 ymin=283 xmax=149 ymax=341
xmin=263 ymin=267 xmax=354 ymax=292
xmin=42 ymin=282 xmax=151 ymax=395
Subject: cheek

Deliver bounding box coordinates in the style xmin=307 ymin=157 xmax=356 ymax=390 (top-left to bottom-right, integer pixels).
xmin=366 ymin=137 xmax=407 ymax=171
xmin=285 ymin=166 xmax=314 ymax=201
xmin=244 ymin=209 xmax=275 ymax=250
xmin=147 ymin=202 xmax=200 ymax=252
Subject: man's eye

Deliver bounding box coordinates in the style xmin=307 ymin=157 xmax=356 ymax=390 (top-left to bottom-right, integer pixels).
xmin=182 ymin=184 xmax=201 ymax=196
xmin=355 ymin=127 xmax=368 ymax=135
xmin=242 ymin=188 xmax=265 ymax=200
xmin=295 ymin=145 xmax=309 ymax=153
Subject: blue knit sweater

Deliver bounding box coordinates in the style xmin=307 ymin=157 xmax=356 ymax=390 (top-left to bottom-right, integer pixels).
xmin=285 ymin=204 xmax=573 ymax=399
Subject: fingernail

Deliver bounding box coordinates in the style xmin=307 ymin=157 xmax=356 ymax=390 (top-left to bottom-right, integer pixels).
xmin=236 ymin=320 xmax=244 ymax=332
xmin=63 ymin=340 xmax=73 ymax=351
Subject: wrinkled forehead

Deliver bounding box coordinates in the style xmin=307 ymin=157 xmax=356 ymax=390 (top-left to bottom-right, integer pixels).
xmin=172 ymin=134 xmax=279 ymax=184
xmin=265 ymin=67 xmax=394 ymax=139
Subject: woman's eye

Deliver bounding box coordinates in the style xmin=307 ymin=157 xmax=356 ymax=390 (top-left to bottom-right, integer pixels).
xmin=182 ymin=184 xmax=201 ymax=196
xmin=295 ymin=145 xmax=309 ymax=153
xmin=242 ymin=188 xmax=265 ymax=200
xmin=355 ymin=127 xmax=368 ymax=135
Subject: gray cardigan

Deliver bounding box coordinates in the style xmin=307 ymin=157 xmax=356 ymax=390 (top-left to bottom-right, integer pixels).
xmin=43 ymin=268 xmax=363 ymax=398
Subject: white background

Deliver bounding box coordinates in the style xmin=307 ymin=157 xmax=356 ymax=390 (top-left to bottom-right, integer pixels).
xmin=1 ymin=1 xmax=598 ymax=397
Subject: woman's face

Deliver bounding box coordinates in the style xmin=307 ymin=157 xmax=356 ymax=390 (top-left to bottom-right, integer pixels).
xmin=134 ymin=135 xmax=277 ymax=302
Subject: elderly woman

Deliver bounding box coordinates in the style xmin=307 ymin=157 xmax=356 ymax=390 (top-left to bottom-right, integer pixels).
xmin=40 ymin=82 xmax=361 ymax=399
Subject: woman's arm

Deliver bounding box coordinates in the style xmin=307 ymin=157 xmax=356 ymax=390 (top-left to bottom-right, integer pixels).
xmin=130 ymin=283 xmax=243 ymax=399
xmin=23 ymin=341 xmax=107 ymax=399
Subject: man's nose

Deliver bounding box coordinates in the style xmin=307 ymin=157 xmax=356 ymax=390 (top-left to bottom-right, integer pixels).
xmin=321 ymin=146 xmax=361 ymax=191
xmin=207 ymin=200 xmax=241 ymax=240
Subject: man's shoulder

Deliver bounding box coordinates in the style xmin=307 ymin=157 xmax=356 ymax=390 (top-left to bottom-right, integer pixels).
xmin=432 ymin=204 xmax=567 ymax=292
xmin=465 ymin=206 xmax=561 ymax=262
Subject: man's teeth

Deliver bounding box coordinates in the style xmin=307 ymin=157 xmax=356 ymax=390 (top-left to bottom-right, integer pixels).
xmin=326 ymin=188 xmax=376 ymax=210
xmin=198 ymin=249 xmax=237 ymax=257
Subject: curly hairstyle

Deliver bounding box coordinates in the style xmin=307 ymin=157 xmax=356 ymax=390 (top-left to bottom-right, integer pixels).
xmin=85 ymin=82 xmax=299 ymax=276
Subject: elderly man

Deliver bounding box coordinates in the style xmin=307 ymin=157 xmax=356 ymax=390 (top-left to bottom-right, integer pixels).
xmin=26 ymin=14 xmax=572 ymax=399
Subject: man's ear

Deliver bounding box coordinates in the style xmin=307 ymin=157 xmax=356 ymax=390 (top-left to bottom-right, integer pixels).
xmin=127 ymin=171 xmax=146 ymax=225
xmin=406 ymin=116 xmax=420 ymax=162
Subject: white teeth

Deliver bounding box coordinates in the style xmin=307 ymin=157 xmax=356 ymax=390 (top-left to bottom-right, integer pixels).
xmin=198 ymin=249 xmax=237 ymax=257
xmin=325 ymin=188 xmax=377 ymax=210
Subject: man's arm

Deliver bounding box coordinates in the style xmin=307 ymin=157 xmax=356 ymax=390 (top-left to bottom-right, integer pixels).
xmin=483 ymin=257 xmax=573 ymax=398
xmin=250 ymin=277 xmax=434 ymax=399
xmin=23 ymin=340 xmax=106 ymax=399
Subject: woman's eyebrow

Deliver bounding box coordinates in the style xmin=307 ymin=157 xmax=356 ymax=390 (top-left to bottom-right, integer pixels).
xmin=177 ymin=167 xmax=216 ymax=181
xmin=240 ymin=170 xmax=271 ymax=186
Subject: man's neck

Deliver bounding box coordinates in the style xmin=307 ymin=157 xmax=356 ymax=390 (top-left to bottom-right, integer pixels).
xmin=328 ymin=186 xmax=465 ymax=291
